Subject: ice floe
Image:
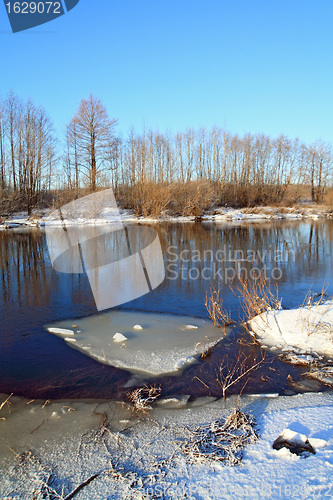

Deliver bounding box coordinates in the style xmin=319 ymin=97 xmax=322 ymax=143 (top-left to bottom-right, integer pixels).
xmin=45 ymin=310 xmax=228 ymax=376
xmin=47 ymin=328 xmax=75 ymax=336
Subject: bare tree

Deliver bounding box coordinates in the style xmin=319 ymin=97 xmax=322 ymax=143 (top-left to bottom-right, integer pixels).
xmin=307 ymin=142 xmax=332 ymax=203
xmin=68 ymin=94 xmax=117 ymax=191
xmin=0 ymin=100 xmax=6 ymax=190
xmin=65 ymin=118 xmax=80 ymax=191
xmin=17 ymin=100 xmax=56 ymax=213
xmin=5 ymin=90 xmax=20 ymax=191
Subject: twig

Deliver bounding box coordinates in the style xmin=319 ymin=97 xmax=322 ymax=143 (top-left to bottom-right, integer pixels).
xmin=194 ymin=376 xmax=210 ymax=389
xmin=30 ymin=419 xmax=46 ymax=434
xmin=63 ymin=471 xmax=110 ymax=500
xmin=0 ymin=393 xmax=13 ymax=412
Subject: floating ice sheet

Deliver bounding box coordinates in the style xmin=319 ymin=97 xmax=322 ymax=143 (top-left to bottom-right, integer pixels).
xmin=46 ymin=310 xmax=228 ymax=376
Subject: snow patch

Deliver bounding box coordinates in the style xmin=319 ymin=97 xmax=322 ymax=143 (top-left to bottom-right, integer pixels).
xmin=249 ymin=301 xmax=333 ymax=358
xmin=47 ymin=328 xmax=75 ymax=336
xmin=113 ymin=333 xmax=128 ymax=343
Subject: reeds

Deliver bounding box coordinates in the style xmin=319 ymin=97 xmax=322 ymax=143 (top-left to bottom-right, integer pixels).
xmin=205 ymin=283 xmax=234 ymax=328
xmin=232 ymin=274 xmax=281 ymax=332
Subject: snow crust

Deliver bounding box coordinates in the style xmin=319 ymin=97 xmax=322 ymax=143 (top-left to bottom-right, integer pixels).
xmin=0 ymin=391 xmax=333 ymax=499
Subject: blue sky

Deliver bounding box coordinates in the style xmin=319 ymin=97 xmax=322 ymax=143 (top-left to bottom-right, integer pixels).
xmin=1 ymin=0 xmax=333 ymax=144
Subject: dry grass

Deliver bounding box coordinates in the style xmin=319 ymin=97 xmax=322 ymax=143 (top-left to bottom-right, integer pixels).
xmin=324 ymin=187 xmax=333 ymax=208
xmin=2 ymin=181 xmax=330 ymax=218
xmin=117 ymin=180 xmax=219 ymax=218
xmin=127 ymin=385 xmax=161 ymax=412
xmin=241 ymin=207 xmax=274 ymax=215
xmin=182 ymin=406 xmax=258 ymax=466
xmin=232 ymin=274 xmax=281 ymax=332
xmin=205 ymin=283 xmax=235 ymax=329
xmin=117 ymin=179 xmax=305 ymax=218
xmin=0 ymin=393 xmax=13 ymax=420
xmin=0 ymin=190 xmax=25 ymax=215
xmin=297 ymin=283 xmax=333 ymax=337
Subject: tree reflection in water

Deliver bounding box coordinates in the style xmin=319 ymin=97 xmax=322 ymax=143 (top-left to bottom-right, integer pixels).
xmin=0 ymin=219 xmax=332 ymax=399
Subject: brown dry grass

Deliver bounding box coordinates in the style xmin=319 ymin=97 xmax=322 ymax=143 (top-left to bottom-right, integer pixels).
xmin=324 ymin=188 xmax=333 ymax=208
xmin=231 ymin=274 xmax=281 ymax=332
xmin=205 ymin=283 xmax=235 ymax=329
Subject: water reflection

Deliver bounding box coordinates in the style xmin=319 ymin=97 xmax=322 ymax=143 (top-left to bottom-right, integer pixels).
xmin=0 ymin=219 xmax=332 ymax=398
xmin=46 ymin=225 xmax=164 ymax=310
xmin=0 ymin=230 xmax=49 ymax=308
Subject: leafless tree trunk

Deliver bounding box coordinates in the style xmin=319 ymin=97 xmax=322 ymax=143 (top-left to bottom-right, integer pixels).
xmin=67 ymin=94 xmax=117 ymax=191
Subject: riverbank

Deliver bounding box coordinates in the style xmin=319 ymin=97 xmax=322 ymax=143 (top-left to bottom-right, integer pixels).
xmin=0 ymin=391 xmax=333 ymax=499
xmin=0 ymin=204 xmax=332 ymax=229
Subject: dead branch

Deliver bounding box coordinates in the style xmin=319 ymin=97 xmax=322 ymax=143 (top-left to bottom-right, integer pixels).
xmin=216 ymin=350 xmax=266 ymax=399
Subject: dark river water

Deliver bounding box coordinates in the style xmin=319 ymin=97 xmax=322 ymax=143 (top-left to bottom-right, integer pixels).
xmin=0 ymin=219 xmax=332 ymax=400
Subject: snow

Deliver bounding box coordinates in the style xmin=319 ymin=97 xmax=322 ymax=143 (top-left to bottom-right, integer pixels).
xmin=211 ymin=205 xmax=329 ymax=222
xmin=0 ymin=391 xmax=333 ymax=499
xmin=0 ymin=205 xmax=331 ymax=230
xmin=46 ymin=327 xmax=75 ymax=336
xmin=279 ymin=428 xmax=308 ymax=444
xmin=272 ymin=446 xmax=301 ymax=461
xmin=173 ymin=356 xmax=196 ymax=369
xmin=45 ymin=310 xmax=228 ymax=377
xmin=113 ymin=332 xmax=128 ymax=343
xmin=133 ymin=324 xmax=143 ymax=330
xmin=249 ymin=301 xmax=333 ymax=357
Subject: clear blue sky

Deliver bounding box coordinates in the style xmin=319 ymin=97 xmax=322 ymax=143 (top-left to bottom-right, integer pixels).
xmin=1 ymin=0 xmax=333 ymax=144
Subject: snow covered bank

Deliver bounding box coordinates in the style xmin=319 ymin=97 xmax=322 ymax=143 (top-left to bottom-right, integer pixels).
xmin=249 ymin=301 xmax=333 ymax=387
xmin=46 ymin=310 xmax=229 ymax=377
xmin=0 ymin=204 xmax=331 ymax=229
xmin=0 ymin=391 xmax=333 ymax=499
xmin=212 ymin=205 xmax=331 ymax=222
xmin=249 ymin=301 xmax=333 ymax=358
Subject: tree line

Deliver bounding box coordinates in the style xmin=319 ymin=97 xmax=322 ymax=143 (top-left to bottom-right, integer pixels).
xmin=0 ymin=91 xmax=332 ymax=214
